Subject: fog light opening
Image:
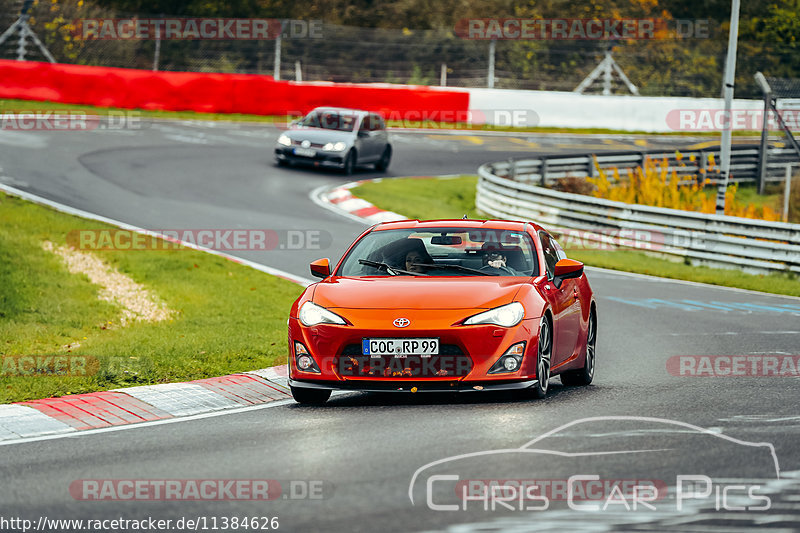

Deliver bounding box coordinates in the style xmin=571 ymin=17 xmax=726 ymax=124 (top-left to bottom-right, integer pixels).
xmin=503 ymin=356 xmax=520 ymax=372
xmin=488 ymin=342 xmax=527 ymax=374
xmin=294 ymin=341 xmax=321 ymax=373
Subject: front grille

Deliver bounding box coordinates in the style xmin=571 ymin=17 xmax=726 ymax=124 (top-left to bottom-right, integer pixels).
xmin=338 ymin=343 xmax=472 ymax=378
xmin=291 ymin=140 xmax=324 ymax=148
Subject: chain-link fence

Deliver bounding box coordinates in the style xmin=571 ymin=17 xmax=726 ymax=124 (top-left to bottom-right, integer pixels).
xmin=1 ymin=1 xmax=794 ymax=99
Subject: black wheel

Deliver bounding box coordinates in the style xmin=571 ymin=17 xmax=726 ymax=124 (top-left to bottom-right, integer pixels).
xmin=561 ymin=308 xmax=596 ymax=386
xmin=530 ymin=316 xmax=552 ymax=399
xmin=276 ymin=158 xmax=289 ymax=167
xmin=290 ymin=386 xmax=331 ymax=405
xmin=375 ymin=146 xmax=392 ymax=172
xmin=342 ymin=150 xmax=356 ymax=176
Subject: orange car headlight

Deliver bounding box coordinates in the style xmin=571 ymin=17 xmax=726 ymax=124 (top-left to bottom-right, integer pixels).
xmin=463 ymin=302 xmax=524 ymax=327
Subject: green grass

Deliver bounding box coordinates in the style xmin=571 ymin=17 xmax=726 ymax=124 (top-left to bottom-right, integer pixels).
xmin=350 ymin=176 xmax=800 ymax=298
xmin=0 ymin=192 xmax=304 ymax=403
xmin=0 ymin=98 xmax=287 ymax=124
xmin=0 ymin=98 xmax=767 ymax=136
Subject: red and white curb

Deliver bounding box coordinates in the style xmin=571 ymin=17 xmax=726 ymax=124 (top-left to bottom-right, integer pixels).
xmin=311 ymin=179 xmax=407 ymax=224
xmin=0 ymin=366 xmax=290 ymax=441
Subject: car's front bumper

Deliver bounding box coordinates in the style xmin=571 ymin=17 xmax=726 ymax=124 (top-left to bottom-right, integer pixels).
xmin=288 ymin=311 xmax=542 ymax=387
xmin=275 ymin=147 xmax=346 ymax=168
xmin=288 ymin=377 xmax=540 ymax=393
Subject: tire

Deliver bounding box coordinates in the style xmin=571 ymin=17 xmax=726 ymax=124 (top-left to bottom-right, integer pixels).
xmin=342 ymin=150 xmax=356 ymax=176
xmin=529 ymin=316 xmax=552 ymax=399
xmin=290 ymin=386 xmax=331 ymax=405
xmin=375 ymin=146 xmax=392 ymax=172
xmin=561 ymin=308 xmax=596 ymax=386
xmin=276 ymin=158 xmax=289 ymax=167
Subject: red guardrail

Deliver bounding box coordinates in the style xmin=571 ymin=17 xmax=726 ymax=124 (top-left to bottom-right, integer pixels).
xmin=0 ymin=60 xmax=469 ymax=118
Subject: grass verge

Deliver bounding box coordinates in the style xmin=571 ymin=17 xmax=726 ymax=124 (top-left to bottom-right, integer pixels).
xmin=349 ymin=175 xmax=800 ymax=298
xmin=0 ymin=192 xmax=303 ymax=403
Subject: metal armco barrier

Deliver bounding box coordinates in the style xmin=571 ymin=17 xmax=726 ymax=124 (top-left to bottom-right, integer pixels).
xmin=489 ymin=145 xmax=797 ymax=186
xmin=477 ymin=161 xmax=800 ymax=275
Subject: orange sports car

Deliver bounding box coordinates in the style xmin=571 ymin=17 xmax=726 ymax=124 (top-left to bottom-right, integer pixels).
xmin=287 ymin=219 xmax=597 ymax=404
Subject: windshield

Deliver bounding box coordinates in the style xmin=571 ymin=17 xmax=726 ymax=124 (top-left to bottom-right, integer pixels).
xmin=338 ymin=227 xmax=538 ymax=277
xmin=299 ymin=110 xmax=357 ymax=132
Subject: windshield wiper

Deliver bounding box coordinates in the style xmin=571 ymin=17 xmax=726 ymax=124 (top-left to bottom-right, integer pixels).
xmin=410 ymin=263 xmax=497 ymax=276
xmin=358 ymin=259 xmax=427 ymax=276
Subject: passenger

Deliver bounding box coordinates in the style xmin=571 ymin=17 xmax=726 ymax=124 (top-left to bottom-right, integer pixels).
xmin=383 ymin=238 xmax=433 ymax=272
xmin=404 ymin=248 xmax=433 ymax=273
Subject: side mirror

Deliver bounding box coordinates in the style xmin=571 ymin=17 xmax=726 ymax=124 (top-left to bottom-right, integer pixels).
xmin=553 ymin=258 xmax=583 ymax=288
xmin=357 ymin=129 xmax=369 ymax=137
xmin=310 ymin=258 xmax=331 ymax=279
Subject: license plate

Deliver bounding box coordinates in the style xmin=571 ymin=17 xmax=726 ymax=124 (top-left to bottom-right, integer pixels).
xmin=294 ymin=147 xmax=316 ymax=157
xmin=362 ymin=338 xmax=439 ymax=357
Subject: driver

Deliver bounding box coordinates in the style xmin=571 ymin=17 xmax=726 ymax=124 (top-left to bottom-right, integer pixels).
xmin=480 ymin=243 xmax=516 ymax=275
xmin=483 ymin=251 xmax=508 ymax=270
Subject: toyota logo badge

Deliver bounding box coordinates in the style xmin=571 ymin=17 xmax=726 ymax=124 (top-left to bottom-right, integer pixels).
xmin=393 ymin=318 xmax=410 ymax=328
xmin=301 ymin=140 xmax=311 ymax=148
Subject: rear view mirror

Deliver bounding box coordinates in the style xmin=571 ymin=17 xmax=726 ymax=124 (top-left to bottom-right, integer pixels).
xmin=310 ymin=258 xmax=331 ymax=279
xmin=431 ymin=235 xmax=462 ymax=245
xmin=553 ymin=258 xmax=583 ymax=287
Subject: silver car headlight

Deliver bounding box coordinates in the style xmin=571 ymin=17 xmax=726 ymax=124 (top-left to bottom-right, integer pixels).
xmin=277 ymin=134 xmax=291 ymax=146
xmin=322 ymin=141 xmax=347 ymax=152
xmin=299 ymin=301 xmax=347 ymax=327
xmin=463 ymin=302 xmax=524 ymax=327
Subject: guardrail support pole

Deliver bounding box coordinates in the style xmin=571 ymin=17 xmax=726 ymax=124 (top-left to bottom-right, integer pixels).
xmin=755 ymin=72 xmax=773 ymax=195
xmin=784 ymin=165 xmax=792 ymax=222
xmin=508 ymin=158 xmax=516 ymax=180
xmin=540 ymin=157 xmax=548 ymax=186
xmin=487 ymin=40 xmax=496 ymax=88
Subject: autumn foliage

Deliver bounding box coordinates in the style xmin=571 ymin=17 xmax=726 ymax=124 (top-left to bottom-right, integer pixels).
xmin=585 ymin=153 xmax=782 ymax=221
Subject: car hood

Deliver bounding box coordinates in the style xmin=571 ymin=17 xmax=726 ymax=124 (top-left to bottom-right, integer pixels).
xmin=312 ymin=276 xmax=526 ymax=310
xmin=283 ymin=127 xmax=354 ymax=143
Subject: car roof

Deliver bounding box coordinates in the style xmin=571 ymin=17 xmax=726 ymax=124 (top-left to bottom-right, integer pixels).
xmin=309 ymin=107 xmax=371 ymax=117
xmin=371 ymin=219 xmax=544 ymax=233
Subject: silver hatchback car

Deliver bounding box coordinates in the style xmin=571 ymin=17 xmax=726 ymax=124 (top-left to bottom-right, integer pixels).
xmin=275 ymin=107 xmax=392 ymax=175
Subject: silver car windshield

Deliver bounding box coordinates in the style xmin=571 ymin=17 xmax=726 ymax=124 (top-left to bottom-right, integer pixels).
xmin=299 ymin=111 xmax=357 ymax=132
xmin=338 ymin=228 xmax=538 ymax=277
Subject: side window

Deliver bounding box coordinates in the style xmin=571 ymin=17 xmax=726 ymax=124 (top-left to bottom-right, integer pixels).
xmin=367 ymin=114 xmax=384 ymax=131
xmin=539 ymin=231 xmax=559 ymax=279
xmin=552 ymin=237 xmax=567 ymax=260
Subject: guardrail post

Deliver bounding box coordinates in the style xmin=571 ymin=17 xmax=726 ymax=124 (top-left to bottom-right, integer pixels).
xmin=508 ymin=158 xmax=516 ymax=180
xmin=540 ymin=157 xmax=548 ymax=186
xmin=700 ymin=151 xmax=709 ymax=181
xmin=784 ymin=164 xmax=792 ymax=222
xmin=586 ymin=156 xmax=595 ymax=179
